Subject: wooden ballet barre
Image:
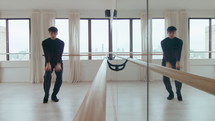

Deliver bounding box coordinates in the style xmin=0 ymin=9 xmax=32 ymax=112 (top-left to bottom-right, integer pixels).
xmin=62 ymin=53 xmax=163 ymax=56
xmin=73 ymin=59 xmax=107 ymax=121
xmin=118 ymin=56 xmax=215 ymax=95
xmin=63 ymin=54 xmax=108 ymax=56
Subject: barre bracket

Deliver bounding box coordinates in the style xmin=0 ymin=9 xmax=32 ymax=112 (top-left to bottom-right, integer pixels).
xmin=107 ymin=59 xmax=128 ymax=71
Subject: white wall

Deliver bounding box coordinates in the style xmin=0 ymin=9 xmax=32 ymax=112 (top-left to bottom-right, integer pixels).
xmin=0 ymin=60 xmax=142 ymax=82
xmin=1 ymin=59 xmax=215 ymax=82
xmin=0 ymin=61 xmax=30 ymax=82
xmin=189 ymin=59 xmax=215 ymax=78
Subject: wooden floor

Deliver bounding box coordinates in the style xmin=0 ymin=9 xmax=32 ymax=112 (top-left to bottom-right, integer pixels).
xmin=0 ymin=81 xmax=214 ymax=121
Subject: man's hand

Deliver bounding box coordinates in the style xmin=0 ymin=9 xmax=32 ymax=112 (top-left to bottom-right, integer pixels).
xmin=176 ymin=61 xmax=180 ymax=70
xmin=45 ymin=62 xmax=51 ymax=71
xmin=55 ymin=63 xmax=62 ymax=72
xmin=166 ymin=62 xmax=172 ymax=68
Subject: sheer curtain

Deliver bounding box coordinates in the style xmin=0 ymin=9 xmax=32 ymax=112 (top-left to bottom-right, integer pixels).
xmin=165 ymin=11 xmax=179 ymax=32
xmin=42 ymin=11 xmax=56 ymax=82
xmin=41 ymin=11 xmax=56 ymax=39
xmin=30 ymin=11 xmax=56 ymax=83
xmin=178 ymin=11 xmax=189 ymax=72
xmin=68 ymin=13 xmax=81 ymax=83
xmin=140 ymin=13 xmax=152 ymax=81
xmin=165 ymin=10 xmax=189 ymax=72
xmin=30 ymin=11 xmax=43 ymax=83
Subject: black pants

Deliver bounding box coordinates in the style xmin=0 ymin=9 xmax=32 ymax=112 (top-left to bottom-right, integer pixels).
xmin=43 ymin=62 xmax=63 ymax=97
xmin=162 ymin=60 xmax=182 ymax=94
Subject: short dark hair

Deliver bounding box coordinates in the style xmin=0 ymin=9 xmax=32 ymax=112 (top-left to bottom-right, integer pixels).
xmin=167 ymin=26 xmax=177 ymax=32
xmin=48 ymin=26 xmax=58 ymax=33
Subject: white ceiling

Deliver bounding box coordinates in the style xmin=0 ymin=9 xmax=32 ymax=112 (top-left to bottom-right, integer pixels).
xmin=0 ymin=0 xmax=215 ymax=11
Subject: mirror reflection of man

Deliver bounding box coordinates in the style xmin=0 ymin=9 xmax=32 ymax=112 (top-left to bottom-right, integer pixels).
xmin=42 ymin=26 xmax=64 ymax=103
xmin=161 ymin=26 xmax=183 ymax=101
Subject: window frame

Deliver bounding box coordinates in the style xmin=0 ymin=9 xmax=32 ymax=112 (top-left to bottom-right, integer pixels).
xmin=55 ymin=18 xmax=70 ymax=60
xmin=0 ymin=18 xmax=31 ymax=61
xmin=80 ymin=18 xmax=140 ymax=60
xmin=56 ymin=18 xmax=167 ymax=60
xmin=151 ymin=18 xmax=165 ymax=59
xmin=189 ymin=18 xmax=215 ymax=59
xmin=113 ymin=18 xmax=140 ymax=58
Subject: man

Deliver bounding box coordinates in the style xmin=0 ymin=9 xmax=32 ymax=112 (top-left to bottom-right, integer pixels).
xmin=42 ymin=26 xmax=64 ymax=103
xmin=161 ymin=26 xmax=183 ymax=101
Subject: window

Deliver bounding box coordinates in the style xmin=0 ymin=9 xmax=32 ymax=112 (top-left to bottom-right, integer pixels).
xmin=80 ymin=20 xmax=89 ymax=60
xmin=0 ymin=20 xmax=6 ymax=61
xmin=211 ymin=19 xmax=215 ymax=58
xmin=132 ymin=19 xmax=141 ymax=59
xmin=113 ymin=19 xmax=130 ymax=56
xmin=189 ymin=19 xmax=210 ymax=59
xmin=152 ymin=19 xmax=165 ymax=59
xmin=55 ymin=19 xmax=69 ymax=60
xmin=91 ymin=20 xmax=109 ymax=59
xmin=79 ymin=18 xmax=141 ymax=60
xmin=0 ymin=19 xmax=30 ymax=61
xmin=8 ymin=20 xmax=30 ymax=61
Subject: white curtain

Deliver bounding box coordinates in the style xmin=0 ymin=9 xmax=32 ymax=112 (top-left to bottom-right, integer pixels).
xmin=30 ymin=11 xmax=43 ymax=83
xmin=165 ymin=11 xmax=179 ymax=33
xmin=178 ymin=11 xmax=189 ymax=72
xmin=42 ymin=11 xmax=56 ymax=82
xmin=141 ymin=13 xmax=152 ymax=61
xmin=30 ymin=11 xmax=56 ymax=83
xmin=68 ymin=13 xmax=81 ymax=83
xmin=165 ymin=10 xmax=189 ymax=72
xmin=41 ymin=11 xmax=56 ymax=39
xmin=140 ymin=13 xmax=152 ymax=81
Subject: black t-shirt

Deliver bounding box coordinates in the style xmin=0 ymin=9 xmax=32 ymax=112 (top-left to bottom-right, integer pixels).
xmin=42 ymin=38 xmax=64 ymax=63
xmin=161 ymin=37 xmax=183 ymax=62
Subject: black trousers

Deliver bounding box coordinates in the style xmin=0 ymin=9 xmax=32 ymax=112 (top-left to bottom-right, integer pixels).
xmin=162 ymin=60 xmax=182 ymax=94
xmin=43 ymin=62 xmax=63 ymax=97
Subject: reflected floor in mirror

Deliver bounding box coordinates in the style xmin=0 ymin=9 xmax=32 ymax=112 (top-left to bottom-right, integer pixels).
xmin=0 ymin=81 xmax=214 ymax=121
